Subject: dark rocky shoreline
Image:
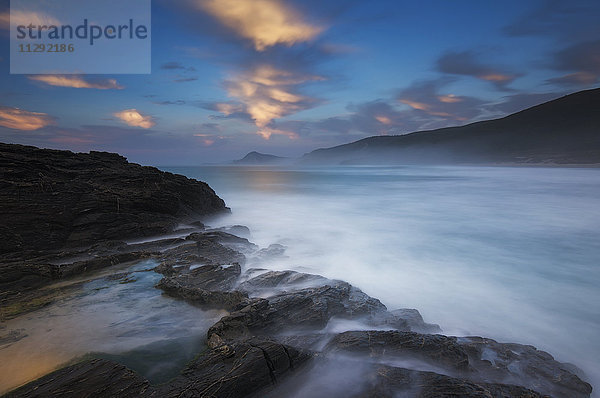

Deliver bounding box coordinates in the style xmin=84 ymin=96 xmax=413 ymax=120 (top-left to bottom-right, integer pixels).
xmin=0 ymin=143 xmax=227 ymax=322
xmin=0 ymin=144 xmax=593 ymax=397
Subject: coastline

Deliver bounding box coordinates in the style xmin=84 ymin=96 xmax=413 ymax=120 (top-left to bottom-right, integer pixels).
xmin=2 ymin=222 xmax=593 ymax=397
xmin=0 ymin=144 xmax=595 ymax=397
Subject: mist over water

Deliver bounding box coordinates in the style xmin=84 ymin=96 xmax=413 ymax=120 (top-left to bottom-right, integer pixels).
xmin=167 ymin=164 xmax=600 ymax=394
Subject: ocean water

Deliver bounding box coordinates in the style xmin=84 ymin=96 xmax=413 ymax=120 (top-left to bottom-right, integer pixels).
xmin=166 ymin=164 xmax=600 ymax=394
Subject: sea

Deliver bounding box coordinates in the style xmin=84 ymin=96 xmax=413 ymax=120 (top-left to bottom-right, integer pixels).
xmin=167 ymin=164 xmax=600 ymax=395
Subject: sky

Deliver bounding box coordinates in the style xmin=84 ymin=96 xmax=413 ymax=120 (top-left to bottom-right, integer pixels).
xmin=0 ymin=0 xmax=599 ymax=165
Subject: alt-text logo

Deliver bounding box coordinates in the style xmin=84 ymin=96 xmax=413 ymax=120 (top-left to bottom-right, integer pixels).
xmin=10 ymin=0 xmax=151 ymax=74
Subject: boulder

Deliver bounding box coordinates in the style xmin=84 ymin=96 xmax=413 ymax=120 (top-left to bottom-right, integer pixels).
xmin=325 ymin=330 xmax=470 ymax=371
xmin=5 ymin=359 xmax=151 ymax=398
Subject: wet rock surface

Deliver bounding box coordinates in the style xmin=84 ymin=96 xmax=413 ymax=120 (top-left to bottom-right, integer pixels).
xmin=5 ymin=230 xmax=591 ymax=398
xmin=458 ymin=336 xmax=593 ymax=398
xmin=153 ymin=338 xmax=312 ymax=398
xmin=4 ymin=359 xmax=151 ymax=398
xmin=0 ymin=143 xmax=227 ymax=256
xmin=0 ymin=143 xmax=228 ymax=321
xmin=325 ymin=330 xmax=470 ymax=371
xmin=262 ymin=358 xmax=551 ymax=398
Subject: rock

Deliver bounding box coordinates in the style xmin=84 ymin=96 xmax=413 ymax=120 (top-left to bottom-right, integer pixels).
xmin=174 ymin=234 xmax=247 ymax=265
xmin=189 ymin=221 xmax=206 ymax=229
xmin=274 ymin=333 xmax=330 ymax=351
xmin=207 ymin=298 xmax=272 ymax=346
xmin=164 ymin=262 xmax=242 ymax=291
xmin=458 ymin=336 xmax=593 ymax=398
xmin=2 ymin=144 xmax=593 ymax=398
xmin=154 ymin=247 xmax=249 ymax=310
xmin=365 ymin=308 xmax=442 ymax=334
xmin=392 ymin=308 xmax=440 ymax=330
xmin=0 ymin=328 xmax=28 ymax=348
xmin=249 ymin=244 xmax=288 ymax=264
xmin=207 ymin=282 xmax=389 ymax=345
xmin=325 ymin=330 xmax=470 ymax=371
xmin=195 ymin=230 xmax=258 ymax=254
xmin=358 ymin=364 xmax=550 ymax=398
xmin=5 ymin=359 xmax=151 ymax=398
xmin=0 ymin=143 xmax=228 ymax=304
xmin=237 ymin=270 xmax=331 ymax=294
xmin=156 ymin=276 xmax=248 ymax=311
xmin=261 ymin=358 xmax=549 ymax=398
xmin=5 ymin=340 xmax=311 ymax=398
xmin=154 ymin=339 xmax=312 ymax=398
xmin=51 ymin=251 xmax=153 ymax=279
xmin=0 ymin=143 xmax=228 ymax=256
xmin=211 ymin=225 xmax=251 ymax=238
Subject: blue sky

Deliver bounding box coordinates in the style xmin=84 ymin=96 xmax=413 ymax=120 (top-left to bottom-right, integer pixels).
xmin=0 ymin=0 xmax=599 ymax=165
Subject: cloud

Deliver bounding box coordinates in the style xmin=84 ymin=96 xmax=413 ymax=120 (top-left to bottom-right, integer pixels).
xmin=256 ymin=127 xmax=299 ymax=140
xmin=28 ymin=75 xmax=124 ymax=90
xmin=344 ymin=100 xmax=407 ymax=135
xmin=502 ymin=1 xmax=599 ymax=89
xmin=273 ymin=82 xmax=566 ymax=147
xmin=437 ymin=51 xmax=520 ymax=89
xmin=214 ymin=64 xmax=322 ymax=138
xmin=113 ymin=109 xmax=156 ymax=129
xmin=396 ymin=78 xmax=488 ymax=123
xmin=547 ymin=72 xmax=598 ymax=87
xmin=153 ymin=100 xmax=187 ymax=106
xmin=504 ymin=0 xmax=600 ymax=41
xmin=268 ymin=78 xmax=496 ymax=142
xmin=193 ymin=123 xmax=229 ymax=146
xmin=546 ymin=40 xmax=600 ymax=87
xmin=0 ymin=106 xmax=55 ymax=130
xmin=161 ymin=62 xmax=196 ymax=71
xmin=0 ymin=10 xmax=62 ymax=30
xmin=214 ymin=102 xmax=245 ymax=115
xmin=553 ymin=40 xmax=600 ymax=73
xmin=193 ymin=133 xmax=221 ymax=146
xmin=197 ymin=0 xmax=323 ymax=51
xmin=174 ymin=77 xmax=199 ymax=83
xmin=485 ymin=92 xmax=564 ymax=115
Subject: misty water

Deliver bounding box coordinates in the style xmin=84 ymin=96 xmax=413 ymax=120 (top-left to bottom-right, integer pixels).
xmin=167 ymin=164 xmax=600 ymax=395
xmin=0 ymin=260 xmax=226 ymax=394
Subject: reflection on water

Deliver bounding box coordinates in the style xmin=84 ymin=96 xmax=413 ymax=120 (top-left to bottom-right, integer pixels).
xmin=167 ymin=165 xmax=600 ymax=395
xmin=0 ymin=260 xmax=226 ymax=394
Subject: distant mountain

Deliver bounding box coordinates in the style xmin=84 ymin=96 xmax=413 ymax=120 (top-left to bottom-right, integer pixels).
xmin=302 ymin=88 xmax=600 ymax=165
xmin=233 ymin=151 xmax=287 ymax=165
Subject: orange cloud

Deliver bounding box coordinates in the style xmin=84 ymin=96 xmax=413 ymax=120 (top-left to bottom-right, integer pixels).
xmin=479 ymin=73 xmax=513 ymax=82
xmin=220 ymin=65 xmax=321 ymax=139
xmin=375 ymin=115 xmax=392 ymax=125
xmin=438 ymin=94 xmax=462 ymax=103
xmin=198 ymin=0 xmax=323 ymax=51
xmin=0 ymin=106 xmax=55 ymax=130
xmin=28 ymin=75 xmax=124 ymax=90
xmin=194 ymin=133 xmax=226 ymax=146
xmin=257 ymin=127 xmax=299 ymax=140
xmin=399 ymin=97 xmax=464 ymax=121
xmin=399 ymin=99 xmax=431 ymax=111
xmin=113 ymin=109 xmax=155 ymax=129
xmin=215 ymin=103 xmax=244 ymax=115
